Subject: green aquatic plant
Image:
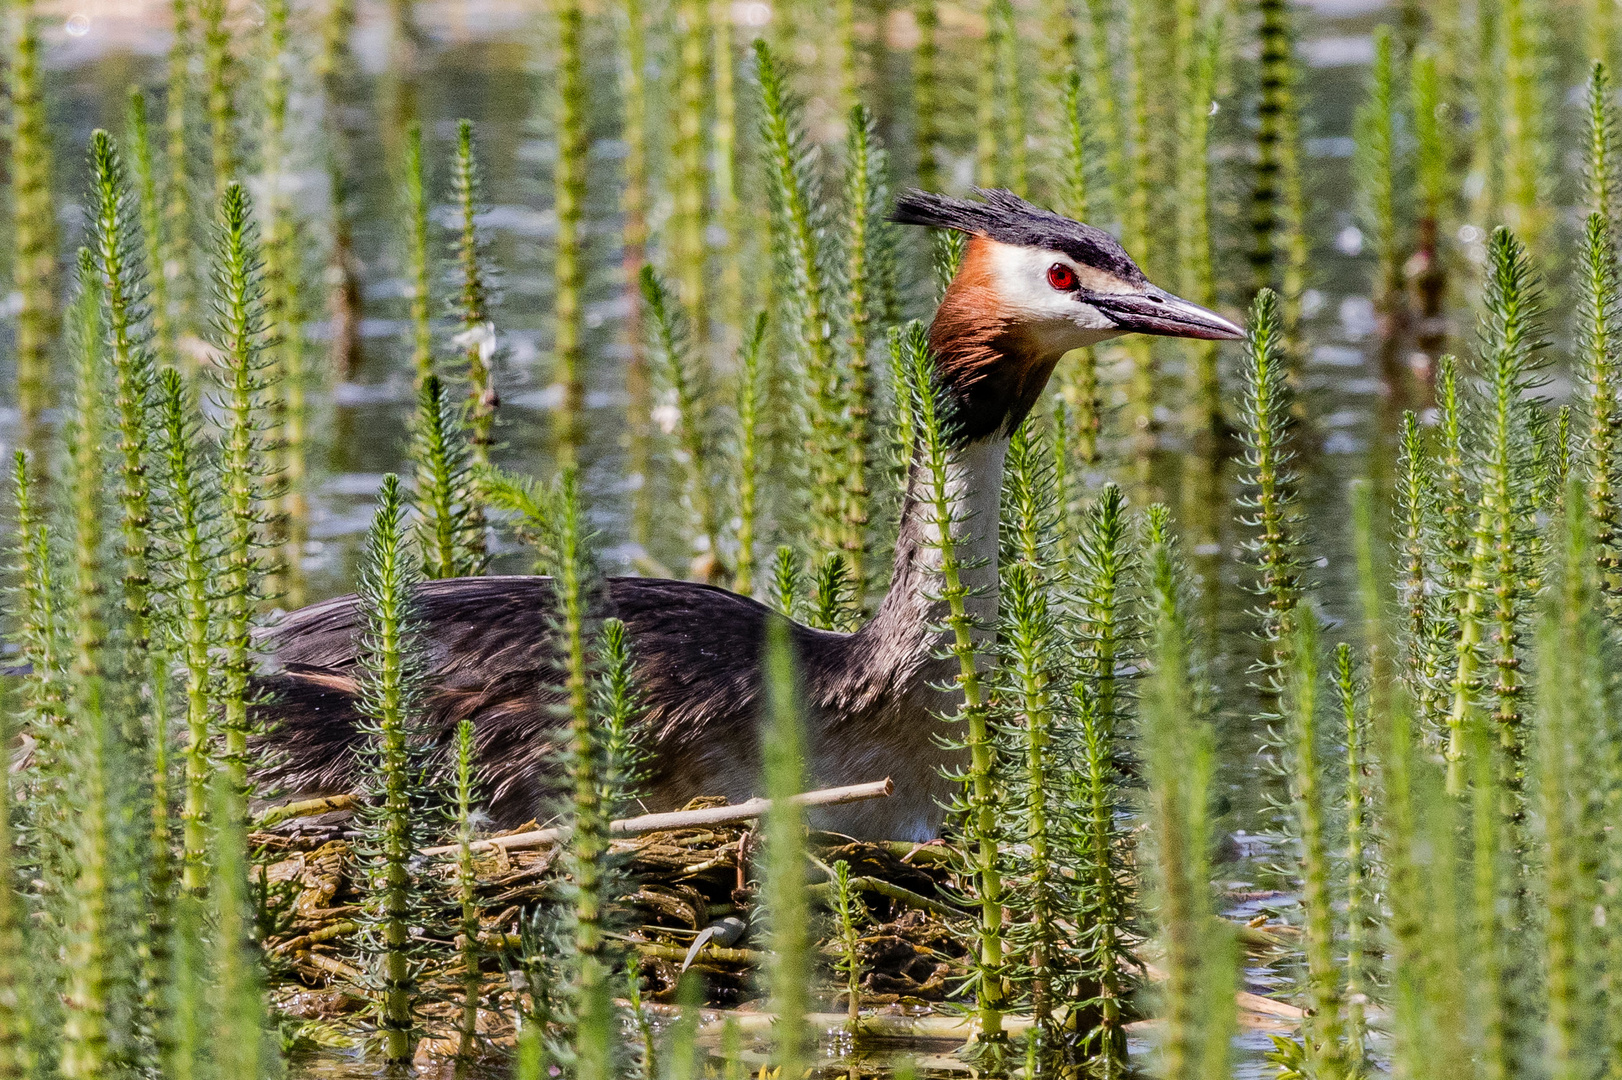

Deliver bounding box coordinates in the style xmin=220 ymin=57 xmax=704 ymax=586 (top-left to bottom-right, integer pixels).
xmin=1236 ymin=288 xmax=1303 ymax=662
xmin=1410 ymin=45 xmax=1452 ymax=325
xmin=912 ymin=0 xmax=941 ymax=193
xmin=1177 ymin=12 xmax=1222 ymax=435
xmin=829 ymin=860 xmax=866 ymax=1022
xmin=153 ymin=368 xmax=220 ymax=894
xmin=1067 ymin=482 xmax=1140 ymax=1074
xmin=411 ymin=373 xmax=483 ymax=580
xmin=353 ymin=473 xmax=430 ymax=1066
xmin=1577 ymin=209 xmax=1622 ymax=591
xmin=555 ymin=469 xmax=615 ymax=1080
xmin=318 ymin=0 xmax=361 ymax=377
xmin=1445 ymin=227 xmax=1544 ymax=795
xmin=1335 ymin=643 xmax=1370 ymax=1072
xmin=770 ymin=544 xmax=805 ymax=619
xmin=7 ymin=0 xmax=58 ymax=427
xmin=209 ymin=777 xmax=271 ymax=1078
xmin=733 ymin=313 xmax=768 ymax=596
xmin=451 ymin=121 xmax=497 ymax=471
xmin=756 ymin=41 xmax=852 ymax=564
xmin=403 ymin=122 xmax=434 ymax=387
xmin=162 ymin=0 xmax=194 ymax=339
xmin=641 ymin=267 xmax=724 ymax=579
xmin=209 ymin=183 xmax=279 ymax=799
xmin=552 ymin=0 xmax=587 ymax=455
xmin=200 ymin=0 xmax=237 ymax=197
xmin=126 ymin=92 xmax=173 ymax=364
xmin=1355 ymin=25 xmax=1403 ymax=315
xmin=597 ymin=617 xmax=647 ymax=815
xmin=1141 ymin=504 xmax=1234 ymax=1080
xmin=810 ymin=552 xmax=858 ymax=631
xmin=1502 ymin=0 xmax=1547 ymax=248
xmin=761 ymin=617 xmax=810 ymax=1075
xmin=900 ymin=321 xmax=1006 ymax=1052
xmin=710 ymin=0 xmax=743 ymax=337
xmin=672 ymin=0 xmax=710 ymax=344
xmin=1282 ymin=614 xmax=1347 ymax=1077
xmin=88 ymin=131 xmax=160 ymax=721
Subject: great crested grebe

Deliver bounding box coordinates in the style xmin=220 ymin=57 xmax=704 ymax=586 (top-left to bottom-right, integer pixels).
xmin=253 ymin=189 xmax=1242 ymax=842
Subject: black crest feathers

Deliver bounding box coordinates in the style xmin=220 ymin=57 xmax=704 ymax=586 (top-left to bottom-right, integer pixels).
xmin=890 ymin=187 xmax=1146 ymax=285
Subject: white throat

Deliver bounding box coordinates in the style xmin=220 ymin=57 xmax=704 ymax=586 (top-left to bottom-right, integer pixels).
xmin=903 ymin=436 xmax=1008 ymax=643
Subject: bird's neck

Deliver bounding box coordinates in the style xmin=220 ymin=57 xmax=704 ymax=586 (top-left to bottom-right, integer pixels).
xmin=866 ymin=434 xmax=1009 ymax=654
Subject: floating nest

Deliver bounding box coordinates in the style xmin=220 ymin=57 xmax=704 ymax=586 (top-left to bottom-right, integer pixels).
xmin=252 ymin=796 xmax=974 ymax=1068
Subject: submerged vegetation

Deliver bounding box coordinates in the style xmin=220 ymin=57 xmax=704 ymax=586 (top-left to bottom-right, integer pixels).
xmin=13 ymin=1 xmax=1622 ymax=1079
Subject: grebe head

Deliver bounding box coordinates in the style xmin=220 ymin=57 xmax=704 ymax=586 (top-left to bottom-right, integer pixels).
xmin=893 ymin=188 xmax=1243 ymax=441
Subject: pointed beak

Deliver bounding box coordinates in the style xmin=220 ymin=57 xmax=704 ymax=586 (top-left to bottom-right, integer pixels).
xmin=1090 ymin=288 xmax=1245 ymax=341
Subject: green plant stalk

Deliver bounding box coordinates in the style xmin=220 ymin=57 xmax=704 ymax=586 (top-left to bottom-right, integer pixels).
xmin=60 ymin=253 xmax=112 ymax=1080
xmin=912 ymin=0 xmax=941 ymax=192
xmin=8 ymin=0 xmax=58 ymax=427
xmin=1082 ymin=0 xmax=1127 ymax=220
xmin=1336 ymin=644 xmax=1368 ymax=1071
xmin=710 ymin=0 xmax=742 ymax=336
xmin=1251 ymin=0 xmax=1293 ymax=295
xmin=995 ymin=0 xmax=1026 ymax=195
xmin=1142 ymin=505 xmax=1221 ymax=1080
xmin=1537 ymin=498 xmax=1593 ymax=1080
xmin=452 ymin=121 xmax=497 ymax=469
xmin=673 ymin=0 xmax=710 ymax=344
xmin=412 ymin=374 xmax=475 ymax=579
xmin=810 ymin=553 xmax=856 ymax=631
xmin=556 ymin=471 xmax=612 ymax=1080
xmin=1356 ymin=26 xmax=1402 ymax=314
xmin=360 ymin=474 xmax=420 ymax=1065
xmin=11 ymin=450 xmax=68 ymax=746
xmin=201 ymin=0 xmax=237 ymax=198
xmin=404 ymin=123 xmax=434 ymax=386
xmin=830 ymin=861 xmax=864 ymax=1023
xmin=319 ymin=0 xmax=362 ymax=377
xmin=1580 ymin=211 xmax=1622 ymax=591
xmin=641 ymin=267 xmax=723 ymax=573
xmin=752 ymin=43 xmax=849 ymax=554
xmin=1502 ymin=0 xmax=1544 ymax=249
xmin=261 ymin=0 xmax=307 ymax=605
xmin=1590 ymin=63 xmax=1616 ymax=224
xmin=836 ymin=0 xmax=858 ymax=114
xmin=841 ymin=104 xmax=883 ymax=581
xmin=1473 ymin=0 xmax=1505 ymax=224
xmin=553 ymin=0 xmax=587 ymax=457
xmin=617 ymin=0 xmax=652 ymax=548
xmin=1396 ymin=414 xmax=1444 ymax=730
xmin=974 ymin=0 xmax=999 ymax=189
xmin=905 ymin=332 xmax=1004 ymax=1046
xmin=128 ymin=92 xmax=173 ymax=364
xmin=1073 ymin=483 xmax=1135 ymax=1073
xmin=1239 ymin=289 xmax=1300 ymax=653
xmin=1411 ymin=47 xmax=1451 ymax=324
xmin=213 ymin=184 xmax=275 ymax=800
xmin=0 ymin=705 xmax=30 ymax=1080
xmin=90 ymin=131 xmax=159 ymax=718
xmin=1435 ymin=357 xmax=1471 ymax=599
xmin=1469 ymin=718 xmax=1510 ymax=1080
xmin=1004 ymin=557 xmax=1060 ymax=1043
xmin=756 ymin=42 xmax=848 ymax=558
xmin=453 ymin=718 xmax=481 ymax=1066
xmin=1482 ymin=229 xmax=1541 ymax=794
xmin=1286 ymin=616 xmax=1346 ymax=1077
xmin=770 ymin=545 xmax=804 ymax=618
xmin=599 ymin=617 xmax=646 ymax=814
xmin=163 ymin=0 xmax=194 ymax=339
xmin=1178 ymin=16 xmax=1221 ymax=434
xmin=734 ymin=313 xmax=768 ymax=595
xmin=209 ymin=777 xmax=267 ymax=1077
xmin=761 ymin=617 xmax=810 ymax=1075
xmin=156 ymin=369 xmax=218 ymax=894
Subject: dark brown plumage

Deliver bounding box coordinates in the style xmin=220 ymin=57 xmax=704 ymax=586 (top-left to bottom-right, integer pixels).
xmin=253 ymin=191 xmax=1241 ymax=840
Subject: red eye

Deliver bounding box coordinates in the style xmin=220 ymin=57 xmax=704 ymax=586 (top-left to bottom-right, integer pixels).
xmin=1047 ymin=263 xmax=1077 ymax=291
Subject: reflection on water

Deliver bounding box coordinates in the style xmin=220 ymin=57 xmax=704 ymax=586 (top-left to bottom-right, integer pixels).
xmin=6 ymin=0 xmax=1475 ymax=1074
